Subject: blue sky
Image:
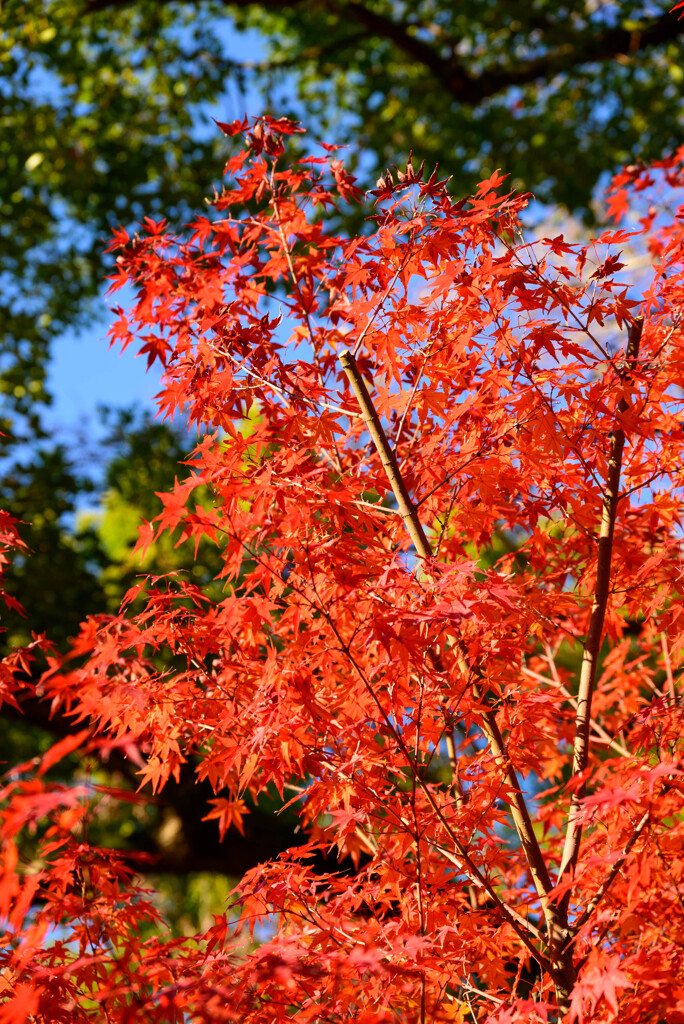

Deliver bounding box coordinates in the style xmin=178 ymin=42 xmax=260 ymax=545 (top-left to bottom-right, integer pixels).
xmin=38 ymin=15 xmax=585 ymax=453
xmin=47 ymin=306 xmax=160 ymax=426
xmin=44 ymin=20 xmax=269 ymax=443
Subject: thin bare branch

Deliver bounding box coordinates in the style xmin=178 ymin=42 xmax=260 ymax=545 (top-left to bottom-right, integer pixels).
xmin=523 ymin=658 xmax=631 ymax=759
xmin=566 ymin=809 xmax=650 ymax=948
xmin=661 ymin=632 xmax=676 ymax=701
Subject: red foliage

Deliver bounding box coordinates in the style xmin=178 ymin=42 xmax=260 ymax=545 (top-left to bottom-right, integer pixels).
xmin=3 ymin=117 xmax=684 ymax=1022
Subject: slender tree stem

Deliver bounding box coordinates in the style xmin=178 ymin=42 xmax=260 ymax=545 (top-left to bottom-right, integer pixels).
xmin=540 ymin=317 xmax=643 ymax=1010
xmin=340 ymin=348 xmax=432 ymax=558
xmin=340 ymin=348 xmax=561 ymax=971
xmin=559 ymin=318 xmax=643 ymax=886
xmin=567 ymin=809 xmax=650 ymax=950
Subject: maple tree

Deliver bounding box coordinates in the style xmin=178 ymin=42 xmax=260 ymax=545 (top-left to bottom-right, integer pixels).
xmin=2 ymin=115 xmax=684 ymax=1022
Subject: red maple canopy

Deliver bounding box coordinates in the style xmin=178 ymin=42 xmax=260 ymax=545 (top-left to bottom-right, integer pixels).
xmin=2 ymin=116 xmax=684 ymax=1023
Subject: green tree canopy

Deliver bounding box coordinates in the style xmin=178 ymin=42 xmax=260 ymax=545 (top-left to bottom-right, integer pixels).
xmin=0 ymin=410 xmax=315 ymax=909
xmin=3 ymin=0 xmax=684 ymax=421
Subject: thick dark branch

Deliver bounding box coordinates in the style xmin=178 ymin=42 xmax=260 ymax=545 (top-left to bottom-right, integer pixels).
xmin=335 ymin=0 xmax=461 ymax=92
xmin=478 ymin=9 xmax=684 ymax=101
xmin=84 ymin=0 xmax=684 ymax=107
xmin=83 ymin=0 xmax=466 ymax=96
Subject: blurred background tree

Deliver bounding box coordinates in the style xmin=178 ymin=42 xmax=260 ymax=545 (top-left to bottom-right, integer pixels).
xmin=3 ymin=1 xmax=683 ymax=425
xmin=1 ymin=0 xmax=682 ymax=929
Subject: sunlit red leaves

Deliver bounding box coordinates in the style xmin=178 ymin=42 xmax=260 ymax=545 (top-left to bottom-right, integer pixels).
xmin=3 ymin=121 xmax=684 ymax=1021
xmin=605 ymin=187 xmax=630 ymax=223
xmin=569 ymin=953 xmax=631 ymax=1022
xmin=214 ymin=116 xmax=250 ymax=138
xmin=0 ymin=983 xmax=42 ymax=1024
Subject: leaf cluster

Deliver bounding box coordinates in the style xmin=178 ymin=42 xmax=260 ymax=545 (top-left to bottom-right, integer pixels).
xmin=2 ymin=117 xmax=684 ymax=1022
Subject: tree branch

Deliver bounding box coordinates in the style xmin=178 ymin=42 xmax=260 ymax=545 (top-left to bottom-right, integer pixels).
xmin=566 ymin=809 xmax=650 ymax=950
xmin=559 ymin=318 xmax=643 ymax=888
xmin=474 ymin=9 xmax=684 ymax=101
xmin=339 ymin=348 xmax=562 ymax=970
xmin=324 ymin=622 xmax=550 ymax=971
xmin=84 ymin=0 xmax=684 ymax=108
xmin=340 ymin=348 xmax=432 ymax=560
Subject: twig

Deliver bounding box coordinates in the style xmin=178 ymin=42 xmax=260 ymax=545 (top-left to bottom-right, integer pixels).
xmin=565 ymin=809 xmax=650 ymax=956
xmin=351 ymin=247 xmax=417 ymax=358
xmin=523 ymin=658 xmax=631 ymax=759
xmin=213 ymin=496 xmax=549 ymax=966
xmin=327 ymin=627 xmax=550 ymax=970
xmin=394 ymin=336 xmax=437 ymax=457
xmin=661 ymin=632 xmax=676 ymax=701
xmin=445 ymin=729 xmax=478 ymax=912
